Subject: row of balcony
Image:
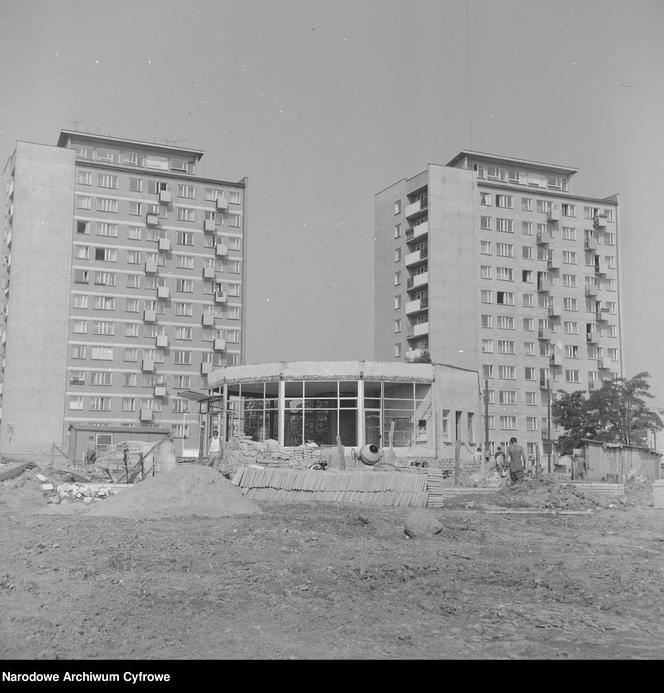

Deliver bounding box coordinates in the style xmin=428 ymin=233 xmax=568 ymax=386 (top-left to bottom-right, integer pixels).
xmin=153 ymin=188 xmax=229 ymax=211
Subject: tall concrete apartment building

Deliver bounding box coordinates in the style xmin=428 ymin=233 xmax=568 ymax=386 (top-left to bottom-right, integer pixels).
xmin=0 ymin=130 xmax=247 ymax=456
xmin=375 ymin=151 xmax=623 ymax=458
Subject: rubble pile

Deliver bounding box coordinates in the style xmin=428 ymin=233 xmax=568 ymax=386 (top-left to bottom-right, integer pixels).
xmin=29 ymin=472 xmax=128 ymax=506
xmin=220 ymin=435 xmax=323 ymax=476
xmin=494 ymin=478 xmax=602 ymax=510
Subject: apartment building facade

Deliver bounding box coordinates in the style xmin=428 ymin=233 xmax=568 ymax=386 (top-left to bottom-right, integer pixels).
xmin=375 ymin=151 xmax=623 ymax=458
xmin=0 ymin=130 xmax=247 ymax=455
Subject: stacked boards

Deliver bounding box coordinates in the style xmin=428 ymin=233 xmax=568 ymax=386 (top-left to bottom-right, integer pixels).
xmin=653 ymin=480 xmax=664 ymax=509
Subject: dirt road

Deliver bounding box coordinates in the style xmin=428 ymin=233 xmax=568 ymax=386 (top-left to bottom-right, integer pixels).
xmin=1 ymin=485 xmax=663 ymax=659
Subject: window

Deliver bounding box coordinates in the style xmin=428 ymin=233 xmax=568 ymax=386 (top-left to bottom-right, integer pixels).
xmin=480 ymin=216 xmax=492 ymax=230
xmin=96 ymin=222 xmax=118 ymax=237
xmin=394 ymin=295 xmax=402 ymax=310
xmin=174 ymin=302 xmax=193 ymax=317
xmin=480 ymin=192 xmax=492 ymax=206
xmin=176 ymin=231 xmax=194 ymax=246
xmin=521 ymin=270 xmax=534 ymax=284
xmin=565 ymin=345 xmax=580 ymax=359
xmin=125 ymin=298 xmax=140 ymax=313
xmin=393 ymin=248 xmax=401 ymax=263
xmin=496 ymin=218 xmax=513 ymax=233
xmin=481 ymin=314 xmax=493 ymax=328
xmin=565 ymin=369 xmax=581 ymax=383
xmin=500 ymin=416 xmax=517 ymax=430
xmin=499 ymin=391 xmax=517 ymax=404
xmin=394 ymin=271 xmax=401 ymax=286
xmin=523 ymin=341 xmax=536 ymax=355
xmin=394 ymin=319 xmax=401 ymax=333
xmin=521 ymin=198 xmax=533 ymax=211
xmin=77 ymin=171 xmax=92 ymax=186
xmin=536 ymin=200 xmax=552 ymax=214
xmin=72 ymin=319 xmax=87 ymax=334
xmin=522 ymin=293 xmax=534 ymax=308
xmin=480 ymin=265 xmax=492 ymax=280
xmin=173 ymin=350 xmax=192 ymax=365
xmin=522 ymin=222 xmax=533 ymax=236
xmin=89 ymin=396 xmax=112 ymax=411
xmin=90 ymin=346 xmax=113 ymax=360
xmin=497 ymin=316 xmax=515 ymax=329
xmin=75 ymin=244 xmax=90 ymax=261
xmin=608 ymin=325 xmax=618 ymax=338
xmin=524 ymin=367 xmax=536 ymax=381
xmin=525 ymin=392 xmax=538 ymax=405
xmin=229 ymin=190 xmax=242 ymax=205
xmin=174 ymin=326 xmax=193 ymax=341
xmin=561 ymin=203 xmax=575 ymax=217
xmin=496 ymin=291 xmax=514 ymax=305
xmin=394 ymin=223 xmax=401 ymax=238
xmin=93 ymin=271 xmax=116 ymax=286
xmin=563 ymin=274 xmax=577 ymax=288
xmin=177 ymin=207 xmax=196 ymax=222
xmin=496 ymin=267 xmax=513 ymax=281
xmin=394 ymin=200 xmax=401 ymax=215
xmin=76 ymin=195 xmax=92 ymax=210
xmin=481 ymin=339 xmax=493 ymax=353
xmin=480 ymin=240 xmax=492 ymax=255
xmin=124 ymin=347 xmax=138 ymax=362
xmin=562 ymin=226 xmax=576 ymax=241
xmin=121 ymin=397 xmax=136 ymax=412
xmin=526 ymin=416 xmax=539 ymax=431
xmin=76 ymin=221 xmax=91 ymax=235
xmin=523 ymin=318 xmax=535 ymax=331
xmin=229 ymin=260 xmax=241 ymax=274
xmin=96 ymin=198 xmax=118 ymax=213
xmin=584 ymin=206 xmax=598 ymax=220
xmin=497 ymin=340 xmax=515 ymax=355
xmin=125 ymin=323 xmax=139 ymax=337
xmin=564 ymin=321 xmax=579 ymax=335
xmin=91 ymin=371 xmax=113 ymax=386
xmin=562 ymin=250 xmax=577 ymax=264
xmin=69 ymin=396 xmax=84 ymax=410
xmin=69 ymin=371 xmax=85 ymax=385
xmin=227 ymin=213 xmax=241 ymax=228
xmin=73 ymin=294 xmax=88 ymax=309
xmin=128 ymin=201 xmax=143 ymax=216
xmin=495 ymin=194 xmax=512 ymax=208
xmin=177 ymin=184 xmax=195 ymax=199
xmin=607 ymin=256 xmax=616 ymax=270
xmin=93 ymin=296 xmax=115 ymax=310
xmin=71 ymin=345 xmax=86 ymax=359
xmin=175 ymin=279 xmax=194 ymax=293
xmin=92 ymin=320 xmax=114 ymax=335
xmin=480 ymin=289 xmax=493 ymax=304
xmin=483 ymin=365 xmax=494 ymax=379
xmin=98 ymin=173 xmax=118 ymax=189
xmin=563 ymin=297 xmax=578 ymax=311
xmin=521 ymin=246 xmax=534 ymax=261
xmin=496 ymin=243 xmax=513 ymax=258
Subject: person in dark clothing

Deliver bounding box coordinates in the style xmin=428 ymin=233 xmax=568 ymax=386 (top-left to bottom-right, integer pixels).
xmin=506 ymin=436 xmax=527 ymax=485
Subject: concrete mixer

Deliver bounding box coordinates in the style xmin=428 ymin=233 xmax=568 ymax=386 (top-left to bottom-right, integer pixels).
xmin=353 ymin=444 xmax=382 ymax=466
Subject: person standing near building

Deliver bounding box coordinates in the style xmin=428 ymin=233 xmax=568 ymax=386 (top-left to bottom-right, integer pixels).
xmin=494 ymin=446 xmax=506 ymax=477
xmin=506 ymin=437 xmax=527 ymax=485
xmin=85 ymin=435 xmax=96 ymax=465
xmin=207 ymin=429 xmax=221 ymax=467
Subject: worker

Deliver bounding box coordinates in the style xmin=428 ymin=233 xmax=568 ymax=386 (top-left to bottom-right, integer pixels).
xmin=506 ymin=436 xmax=527 ymax=485
xmin=494 ymin=446 xmax=506 ymax=477
xmin=85 ymin=435 xmax=96 ymax=465
xmin=207 ymin=429 xmax=222 ymax=468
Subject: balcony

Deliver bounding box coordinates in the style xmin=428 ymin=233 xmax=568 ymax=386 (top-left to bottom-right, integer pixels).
xmin=405 ymin=297 xmax=428 ymax=315
xmin=201 ymin=361 xmax=213 ymax=374
xmin=584 ymin=238 xmax=598 ymax=251
xmin=547 ymin=253 xmax=560 ymax=271
xmin=538 ymin=328 xmax=553 ymax=341
xmin=157 ymin=286 xmax=170 ymax=300
xmin=213 ymin=338 xmax=226 ymax=351
xmin=214 ymin=291 xmax=227 ymax=304
xmin=202 ymin=266 xmax=216 ymax=280
xmin=585 ymin=284 xmax=598 ymax=298
xmin=537 ymin=278 xmax=551 ymax=293
xmin=204 ymin=219 xmax=216 ymax=233
xmin=549 ymin=353 xmax=560 ymax=367
xmin=143 ymin=309 xmax=156 ymax=323
xmin=405 ymin=249 xmax=427 ymax=267
xmin=547 ymin=303 xmax=560 ymax=318
xmin=595 ymin=259 xmax=608 ymax=275
xmin=595 ymin=310 xmax=608 ymax=323
xmin=536 ymin=232 xmax=550 ymax=245
xmin=158 ymin=237 xmax=171 ymax=252
xmin=405 ymin=349 xmax=430 ymax=363
xmin=411 ymin=322 xmax=429 ymax=338
xmin=140 ymin=408 xmax=153 ymax=422
xmin=586 ymin=331 xmax=599 ymax=345
xmin=405 ymin=198 xmax=427 ymax=219
xmin=142 ymin=359 xmax=155 ymax=372
xmin=539 ymin=379 xmax=550 ymax=390
xmin=216 ymin=196 xmax=229 ymax=211
xmin=145 ymin=259 xmax=158 ymax=274
xmin=593 ymin=215 xmax=607 ymax=229
xmin=154 ymin=385 xmax=167 ymax=398
xmin=156 ymin=334 xmax=168 ymax=348
xmin=406 ymin=272 xmax=428 ymax=290
xmin=159 ymin=190 xmax=172 ymax=204
xmin=146 ymin=213 xmax=159 ymax=227
xmin=215 ymin=244 xmax=228 ymax=257
xmin=597 ymin=358 xmax=605 ymax=370
xmin=547 ymin=208 xmax=560 ymax=223
xmin=405 ymin=221 xmax=429 ymax=242
xmin=202 ymin=313 xmax=215 ymax=327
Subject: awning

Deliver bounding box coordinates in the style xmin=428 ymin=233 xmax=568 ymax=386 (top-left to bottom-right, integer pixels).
xmin=176 ymin=389 xmax=219 ymax=403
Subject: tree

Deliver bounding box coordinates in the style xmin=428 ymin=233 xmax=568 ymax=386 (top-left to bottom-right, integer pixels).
xmin=552 ymin=372 xmax=662 ymax=454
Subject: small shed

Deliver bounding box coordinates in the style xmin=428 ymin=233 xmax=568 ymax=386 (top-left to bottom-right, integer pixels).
xmin=67 ymin=424 xmax=171 ymax=465
xmin=582 ymin=440 xmax=661 ymax=482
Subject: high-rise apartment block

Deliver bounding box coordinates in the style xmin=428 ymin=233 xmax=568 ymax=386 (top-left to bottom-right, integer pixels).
xmin=1 ymin=130 xmax=247 ymax=455
xmin=375 ymin=151 xmax=623 ymax=458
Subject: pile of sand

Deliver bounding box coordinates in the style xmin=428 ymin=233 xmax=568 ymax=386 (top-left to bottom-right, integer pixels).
xmin=85 ymin=464 xmax=262 ymax=519
xmin=493 ymin=478 xmax=601 ymax=510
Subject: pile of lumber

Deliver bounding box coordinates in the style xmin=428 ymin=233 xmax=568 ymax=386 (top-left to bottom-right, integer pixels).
xmin=232 ymin=466 xmax=428 ymax=507
xmin=652 ymin=480 xmax=664 ymax=509
xmin=0 ymin=461 xmax=37 ymax=482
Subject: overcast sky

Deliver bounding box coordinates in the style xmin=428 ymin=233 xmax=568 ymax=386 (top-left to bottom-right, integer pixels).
xmin=2 ymin=0 xmax=663 ymax=403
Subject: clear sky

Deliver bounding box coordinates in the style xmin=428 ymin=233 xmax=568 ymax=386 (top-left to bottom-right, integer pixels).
xmin=2 ymin=0 xmax=663 ymax=402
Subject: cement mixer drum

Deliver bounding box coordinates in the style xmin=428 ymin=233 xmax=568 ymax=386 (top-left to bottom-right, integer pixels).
xmin=358 ymin=444 xmax=381 ymax=466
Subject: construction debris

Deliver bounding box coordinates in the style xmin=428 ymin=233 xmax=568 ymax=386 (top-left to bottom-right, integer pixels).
xmin=0 ymin=461 xmax=37 ymax=482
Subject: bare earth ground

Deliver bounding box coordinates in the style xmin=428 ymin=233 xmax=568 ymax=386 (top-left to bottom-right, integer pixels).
xmin=1 ymin=472 xmax=663 ymax=660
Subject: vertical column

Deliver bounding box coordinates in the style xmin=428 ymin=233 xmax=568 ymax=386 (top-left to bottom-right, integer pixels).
xmin=357 ymin=379 xmax=365 ymax=449
xmin=278 ymin=379 xmax=285 ymax=447
xmin=220 ymin=383 xmax=228 ymax=443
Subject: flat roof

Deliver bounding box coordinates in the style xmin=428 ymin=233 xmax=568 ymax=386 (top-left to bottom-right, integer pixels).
xmin=447 ymin=150 xmax=578 ymax=176
xmin=57 ymin=129 xmax=205 ymax=160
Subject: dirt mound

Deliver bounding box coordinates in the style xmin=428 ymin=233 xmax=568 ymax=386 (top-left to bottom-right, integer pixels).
xmin=85 ymin=464 xmax=262 ymax=519
xmin=489 ymin=478 xmax=601 ymax=510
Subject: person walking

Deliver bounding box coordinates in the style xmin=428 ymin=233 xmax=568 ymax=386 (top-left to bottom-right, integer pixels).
xmin=207 ymin=429 xmax=222 ymax=467
xmin=494 ymin=446 xmax=506 ymax=476
xmin=506 ymin=437 xmax=527 ymax=485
